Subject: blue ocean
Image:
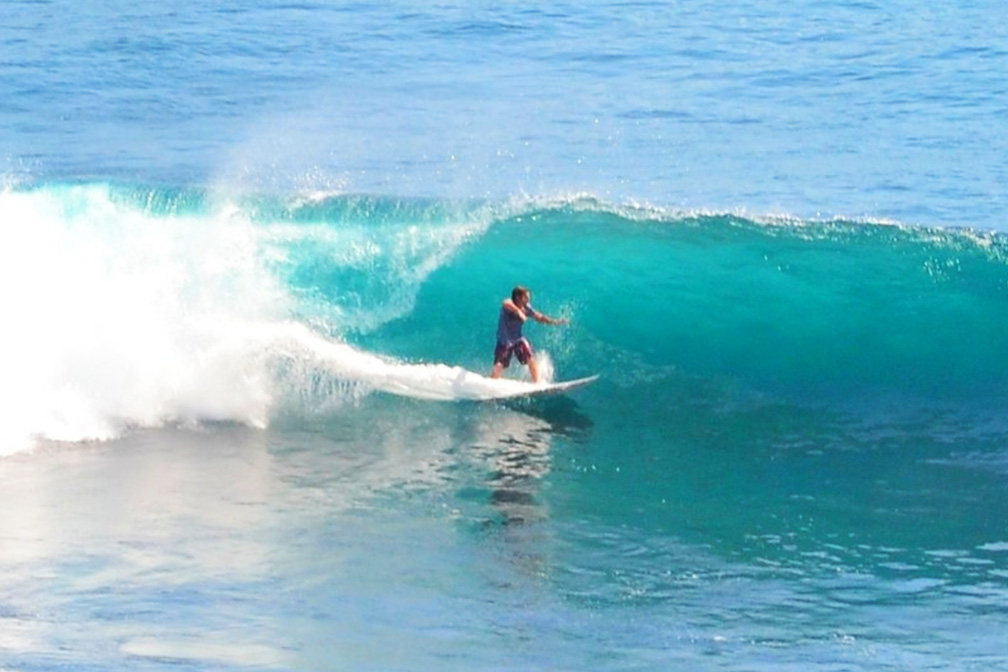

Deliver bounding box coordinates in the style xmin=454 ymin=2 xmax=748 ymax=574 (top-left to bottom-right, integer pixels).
xmin=3 ymin=1 xmax=1008 ymax=670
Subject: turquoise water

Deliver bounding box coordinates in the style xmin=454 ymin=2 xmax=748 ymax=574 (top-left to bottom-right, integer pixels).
xmin=3 ymin=2 xmax=1008 ymax=670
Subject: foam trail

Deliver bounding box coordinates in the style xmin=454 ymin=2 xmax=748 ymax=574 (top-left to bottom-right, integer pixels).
xmin=264 ymin=321 xmax=555 ymax=402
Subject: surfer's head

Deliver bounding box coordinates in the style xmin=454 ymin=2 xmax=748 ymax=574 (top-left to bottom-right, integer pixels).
xmin=511 ymin=286 xmax=531 ymax=306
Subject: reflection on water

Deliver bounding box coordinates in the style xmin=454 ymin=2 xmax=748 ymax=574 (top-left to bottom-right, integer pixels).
xmin=0 ymin=426 xmax=289 ymax=669
xmin=451 ymin=397 xmax=594 ymax=526
xmin=0 ymin=426 xmax=277 ymax=573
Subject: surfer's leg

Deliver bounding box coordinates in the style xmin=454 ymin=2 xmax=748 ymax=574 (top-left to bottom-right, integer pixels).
xmin=492 ymin=342 xmax=511 ymax=378
xmin=514 ymin=339 xmax=537 ymax=382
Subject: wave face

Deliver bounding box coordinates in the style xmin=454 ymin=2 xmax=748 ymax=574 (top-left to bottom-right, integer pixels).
xmin=4 ymin=182 xmax=1008 ymax=452
xmin=368 ymin=196 xmax=1008 ymax=404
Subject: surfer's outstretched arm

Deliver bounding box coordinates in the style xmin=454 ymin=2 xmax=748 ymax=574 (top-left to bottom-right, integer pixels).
xmin=528 ymin=307 xmax=568 ymax=326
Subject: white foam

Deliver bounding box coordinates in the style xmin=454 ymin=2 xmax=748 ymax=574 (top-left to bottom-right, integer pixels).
xmin=259 ymin=321 xmax=552 ymax=402
xmin=0 ymin=185 xmax=290 ymax=454
xmin=0 ymin=185 xmax=527 ymax=455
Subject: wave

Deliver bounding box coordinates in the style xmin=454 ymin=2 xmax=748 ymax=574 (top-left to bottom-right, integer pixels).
xmin=3 ymin=181 xmax=1007 ymax=453
xmin=374 ymin=195 xmax=1008 ymax=401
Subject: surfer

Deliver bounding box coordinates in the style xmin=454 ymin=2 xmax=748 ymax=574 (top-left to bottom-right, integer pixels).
xmin=491 ymin=286 xmax=568 ymax=383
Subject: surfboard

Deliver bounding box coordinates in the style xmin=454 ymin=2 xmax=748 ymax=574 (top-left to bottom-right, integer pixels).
xmin=498 ymin=374 xmax=599 ymax=399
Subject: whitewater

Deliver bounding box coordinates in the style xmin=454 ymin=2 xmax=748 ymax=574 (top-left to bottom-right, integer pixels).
xmin=0 ymin=184 xmax=563 ymax=453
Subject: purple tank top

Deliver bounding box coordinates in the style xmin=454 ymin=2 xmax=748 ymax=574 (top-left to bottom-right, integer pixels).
xmin=496 ymin=304 xmax=533 ymax=346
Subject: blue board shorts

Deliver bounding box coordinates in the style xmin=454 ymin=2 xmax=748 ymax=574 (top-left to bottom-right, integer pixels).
xmin=494 ymin=338 xmax=533 ymax=368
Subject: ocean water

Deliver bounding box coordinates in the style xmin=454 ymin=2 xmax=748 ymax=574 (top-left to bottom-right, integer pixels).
xmin=2 ymin=2 xmax=1008 ymax=670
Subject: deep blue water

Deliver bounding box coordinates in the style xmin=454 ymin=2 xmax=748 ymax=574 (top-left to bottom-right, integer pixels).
xmin=2 ymin=2 xmax=1008 ymax=670
xmin=4 ymin=1 xmax=1008 ymax=225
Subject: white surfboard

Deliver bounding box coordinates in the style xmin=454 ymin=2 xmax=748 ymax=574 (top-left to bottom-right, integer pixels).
xmin=493 ymin=374 xmax=600 ymax=400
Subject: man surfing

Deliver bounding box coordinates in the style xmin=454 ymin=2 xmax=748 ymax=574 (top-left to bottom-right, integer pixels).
xmin=491 ymin=286 xmax=568 ymax=383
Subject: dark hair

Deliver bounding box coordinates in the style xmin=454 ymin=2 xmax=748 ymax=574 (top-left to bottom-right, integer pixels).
xmin=511 ymin=286 xmax=530 ymax=302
